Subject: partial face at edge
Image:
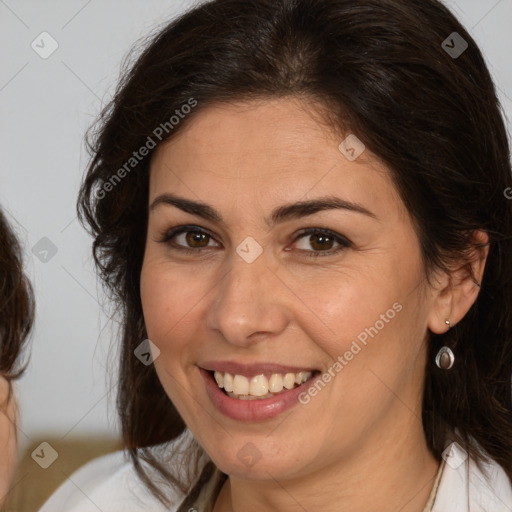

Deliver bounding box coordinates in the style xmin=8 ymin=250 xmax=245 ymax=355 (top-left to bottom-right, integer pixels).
xmin=140 ymin=97 xmax=437 ymax=480
xmin=0 ymin=377 xmax=17 ymax=505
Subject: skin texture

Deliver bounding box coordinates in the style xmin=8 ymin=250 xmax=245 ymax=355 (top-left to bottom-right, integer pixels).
xmin=0 ymin=377 xmax=17 ymax=505
xmin=140 ymin=97 xmax=488 ymax=512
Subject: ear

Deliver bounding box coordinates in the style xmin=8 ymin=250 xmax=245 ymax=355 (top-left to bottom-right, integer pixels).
xmin=427 ymin=230 xmax=489 ymax=334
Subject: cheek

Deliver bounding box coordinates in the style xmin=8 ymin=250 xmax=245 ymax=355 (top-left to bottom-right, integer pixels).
xmin=284 ymin=258 xmax=424 ymax=403
xmin=282 ymin=263 xmax=406 ymax=351
xmin=140 ymin=266 xmax=172 ymax=337
xmin=140 ymin=258 xmax=208 ymax=352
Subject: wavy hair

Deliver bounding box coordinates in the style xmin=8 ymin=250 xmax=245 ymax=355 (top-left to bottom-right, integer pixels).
xmin=78 ymin=0 xmax=512 ymax=506
xmin=0 ymin=208 xmax=34 ymax=393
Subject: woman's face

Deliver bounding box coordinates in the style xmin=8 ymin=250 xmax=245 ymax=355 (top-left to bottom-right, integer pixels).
xmin=0 ymin=377 xmax=16 ymax=504
xmin=140 ymin=97 xmax=442 ymax=480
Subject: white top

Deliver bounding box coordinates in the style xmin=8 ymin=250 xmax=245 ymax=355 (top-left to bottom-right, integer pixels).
xmin=38 ymin=430 xmax=512 ymax=512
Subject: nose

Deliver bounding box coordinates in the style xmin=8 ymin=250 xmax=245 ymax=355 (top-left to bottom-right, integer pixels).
xmin=205 ymin=247 xmax=291 ymax=347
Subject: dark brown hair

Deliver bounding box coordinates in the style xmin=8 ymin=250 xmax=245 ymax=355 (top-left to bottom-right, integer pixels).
xmin=78 ymin=0 xmax=512 ymax=506
xmin=0 ymin=208 xmax=34 ymax=391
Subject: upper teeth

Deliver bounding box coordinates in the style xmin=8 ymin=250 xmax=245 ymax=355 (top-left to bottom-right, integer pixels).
xmin=213 ymin=370 xmax=312 ymax=398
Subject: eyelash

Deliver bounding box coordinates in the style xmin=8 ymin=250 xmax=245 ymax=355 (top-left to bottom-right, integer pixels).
xmin=158 ymin=225 xmax=352 ymax=259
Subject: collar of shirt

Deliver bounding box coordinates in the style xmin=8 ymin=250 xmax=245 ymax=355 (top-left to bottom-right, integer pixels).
xmin=431 ymin=441 xmax=512 ymax=512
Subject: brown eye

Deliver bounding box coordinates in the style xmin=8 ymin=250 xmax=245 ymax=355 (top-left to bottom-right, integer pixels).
xmin=308 ymin=233 xmax=334 ymax=251
xmin=159 ymin=226 xmax=220 ymax=251
xmin=185 ymin=231 xmax=210 ymax=247
xmin=292 ymin=228 xmax=351 ymax=258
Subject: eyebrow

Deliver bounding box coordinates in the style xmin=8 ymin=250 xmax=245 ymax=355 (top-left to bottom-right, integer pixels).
xmin=150 ymin=193 xmax=377 ymax=226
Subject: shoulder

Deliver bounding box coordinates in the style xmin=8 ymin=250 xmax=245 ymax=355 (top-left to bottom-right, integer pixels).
xmin=38 ymin=430 xmax=204 ymax=512
xmin=433 ymin=440 xmax=512 ymax=512
xmin=37 ymin=450 xmax=173 ymax=512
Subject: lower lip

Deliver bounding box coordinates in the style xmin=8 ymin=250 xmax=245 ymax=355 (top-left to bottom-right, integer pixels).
xmin=199 ymin=368 xmax=319 ymax=422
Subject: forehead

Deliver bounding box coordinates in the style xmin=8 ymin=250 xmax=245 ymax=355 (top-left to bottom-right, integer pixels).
xmin=148 ymin=97 xmax=406 ymax=222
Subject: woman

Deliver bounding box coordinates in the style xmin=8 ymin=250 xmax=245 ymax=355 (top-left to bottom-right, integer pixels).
xmin=40 ymin=0 xmax=512 ymax=510
xmin=0 ymin=208 xmax=34 ymax=505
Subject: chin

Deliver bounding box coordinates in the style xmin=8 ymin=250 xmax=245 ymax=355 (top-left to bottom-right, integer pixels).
xmin=204 ymin=437 xmax=309 ymax=481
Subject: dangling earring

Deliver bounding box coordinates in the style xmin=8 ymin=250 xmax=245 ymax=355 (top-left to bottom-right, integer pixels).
xmin=435 ymin=320 xmax=455 ymax=369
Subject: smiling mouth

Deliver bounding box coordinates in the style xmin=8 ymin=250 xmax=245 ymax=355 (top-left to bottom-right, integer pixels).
xmin=209 ymin=370 xmax=319 ymax=400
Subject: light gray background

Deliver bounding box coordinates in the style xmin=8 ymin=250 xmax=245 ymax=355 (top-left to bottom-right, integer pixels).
xmin=0 ymin=0 xmax=511 ymax=455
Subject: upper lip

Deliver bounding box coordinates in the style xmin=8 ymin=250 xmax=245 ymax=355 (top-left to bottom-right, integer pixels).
xmin=200 ymin=361 xmax=319 ymax=377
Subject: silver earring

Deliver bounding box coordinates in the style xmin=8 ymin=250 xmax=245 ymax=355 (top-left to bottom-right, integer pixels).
xmin=435 ymin=320 xmax=454 ymax=369
xmin=436 ymin=346 xmax=455 ymax=369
